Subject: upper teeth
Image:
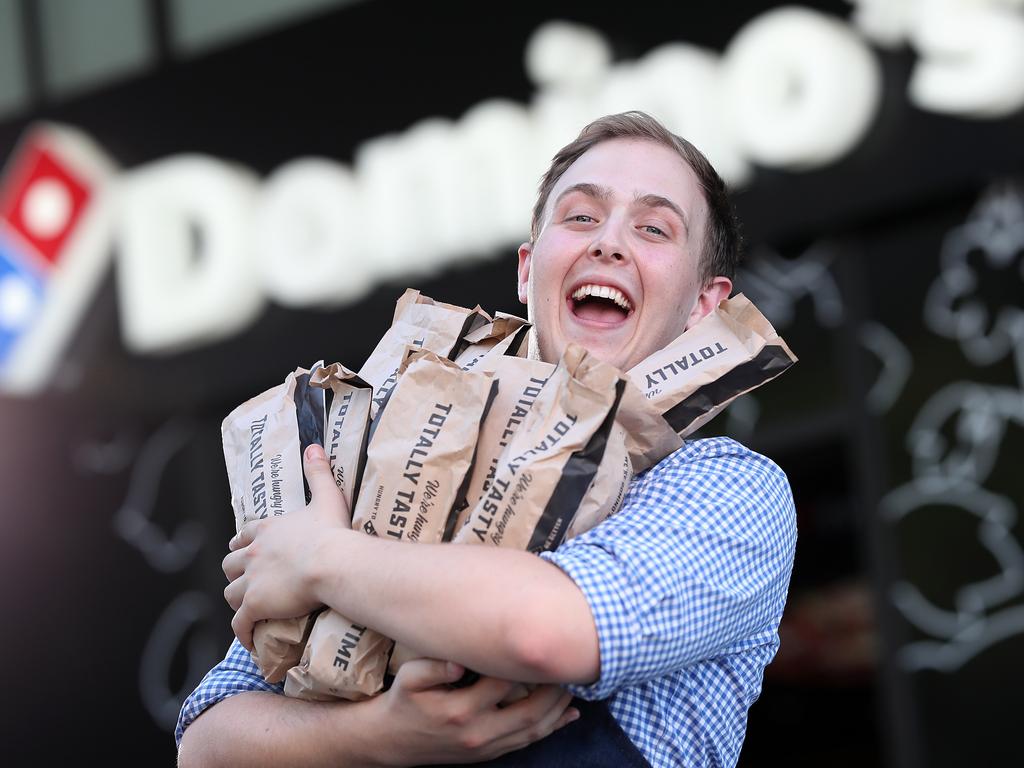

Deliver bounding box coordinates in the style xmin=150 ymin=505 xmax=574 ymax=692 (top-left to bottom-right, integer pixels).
xmin=571 ymin=284 xmax=633 ymax=311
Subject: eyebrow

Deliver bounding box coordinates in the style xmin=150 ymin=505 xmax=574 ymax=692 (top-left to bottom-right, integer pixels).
xmin=634 ymin=193 xmax=689 ymax=235
xmin=553 ymin=183 xmax=690 ymax=235
xmin=552 ymin=182 xmax=613 ymax=208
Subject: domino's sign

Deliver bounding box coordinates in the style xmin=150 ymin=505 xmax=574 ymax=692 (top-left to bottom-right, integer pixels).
xmin=2 ymin=3 xmax=1023 ymax=395
xmin=0 ymin=124 xmax=114 ymax=394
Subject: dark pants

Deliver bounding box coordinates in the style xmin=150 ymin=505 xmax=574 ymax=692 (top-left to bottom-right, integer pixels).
xmin=426 ymin=698 xmax=652 ymax=768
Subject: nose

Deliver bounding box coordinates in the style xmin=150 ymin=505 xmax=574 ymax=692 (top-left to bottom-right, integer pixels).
xmin=589 ymin=243 xmax=624 ymax=261
xmin=589 ymin=221 xmax=628 ymax=263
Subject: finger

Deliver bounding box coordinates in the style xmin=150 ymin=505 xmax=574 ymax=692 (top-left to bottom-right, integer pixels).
xmin=554 ymin=704 xmax=581 ymax=731
xmin=222 ymin=548 xmax=245 ymax=582
xmin=223 ymin=575 xmax=246 ymax=611
xmin=303 ymin=443 xmax=338 ymax=500
xmin=484 ymin=690 xmax=576 ymax=757
xmin=231 ymin=606 xmax=255 ymax=652
xmin=393 ymin=658 xmax=465 ymax=693
xmin=522 ymin=690 xmax=576 ymax=741
xmin=492 ymin=685 xmax=571 ymax=735
xmin=471 ymin=690 xmax=573 ymax=760
xmin=229 ymin=520 xmax=261 ymax=551
xmin=497 ymin=683 xmax=531 ymax=706
xmin=455 ymin=675 xmax=519 ymax=709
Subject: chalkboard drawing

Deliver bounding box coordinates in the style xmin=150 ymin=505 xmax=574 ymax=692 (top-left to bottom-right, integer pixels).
xmin=858 ymin=320 xmax=912 ymax=414
xmin=111 ymin=419 xmax=205 ymax=574
xmin=880 ymin=479 xmax=1024 ymax=672
xmin=73 ymin=428 xmax=137 ymax=475
xmin=139 ymin=591 xmax=219 ymax=730
xmin=906 ymin=381 xmax=1024 ymax=486
xmin=735 ymin=242 xmax=844 ymax=331
xmin=924 ymin=181 xmax=1024 ymax=373
xmin=737 ymin=245 xmax=912 ymax=414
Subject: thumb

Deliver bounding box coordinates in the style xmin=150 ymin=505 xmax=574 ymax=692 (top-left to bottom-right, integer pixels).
xmin=395 ymin=658 xmax=465 ymax=692
xmin=303 ymin=444 xmax=346 ymax=517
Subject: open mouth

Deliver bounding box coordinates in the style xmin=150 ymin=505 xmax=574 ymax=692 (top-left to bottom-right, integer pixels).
xmin=568 ymin=283 xmax=635 ymax=325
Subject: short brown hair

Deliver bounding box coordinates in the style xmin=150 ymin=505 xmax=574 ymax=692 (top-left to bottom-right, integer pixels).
xmin=530 ymin=111 xmax=742 ymax=286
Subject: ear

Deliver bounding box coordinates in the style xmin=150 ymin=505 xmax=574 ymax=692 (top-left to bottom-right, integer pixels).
xmin=517 ymin=242 xmax=532 ymax=305
xmin=685 ymin=276 xmax=732 ymax=330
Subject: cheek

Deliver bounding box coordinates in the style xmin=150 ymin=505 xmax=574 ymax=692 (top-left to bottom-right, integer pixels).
xmin=528 ymin=266 xmax=556 ymax=306
xmin=648 ymin=264 xmax=690 ymax=305
xmin=645 ymin=265 xmax=698 ymax=333
xmin=528 ymin=241 xmax=576 ymax=305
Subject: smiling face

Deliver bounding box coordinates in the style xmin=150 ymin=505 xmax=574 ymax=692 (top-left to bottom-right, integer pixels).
xmin=518 ymin=138 xmax=732 ymax=371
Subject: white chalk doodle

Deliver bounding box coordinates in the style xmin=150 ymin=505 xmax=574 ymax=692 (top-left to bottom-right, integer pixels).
xmin=885 ymin=183 xmax=1024 ymax=675
xmin=924 ymin=182 xmax=1024 ymax=367
xmin=907 ymin=380 xmax=1024 ymax=485
xmin=739 ymin=246 xmax=913 ymax=413
xmin=73 ymin=429 xmax=138 ymax=475
xmin=881 ymin=479 xmax=1024 ymax=672
xmin=736 ymin=242 xmax=844 ymax=330
xmin=858 ymin=321 xmax=913 ymax=413
xmin=111 ymin=419 xmax=206 ymax=574
xmin=139 ymin=591 xmax=221 ymax=730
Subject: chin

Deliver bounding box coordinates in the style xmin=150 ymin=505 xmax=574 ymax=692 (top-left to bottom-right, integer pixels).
xmin=571 ymin=341 xmax=632 ymax=370
xmin=541 ymin=329 xmax=635 ymax=370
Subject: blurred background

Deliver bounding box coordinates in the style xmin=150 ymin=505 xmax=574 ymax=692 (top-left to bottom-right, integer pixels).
xmin=1 ymin=0 xmax=1022 ymax=764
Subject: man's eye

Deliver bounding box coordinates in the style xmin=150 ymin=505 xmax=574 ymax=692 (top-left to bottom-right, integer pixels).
xmin=570 ymin=214 xmax=595 ymax=223
xmin=642 ymin=224 xmax=666 ymax=236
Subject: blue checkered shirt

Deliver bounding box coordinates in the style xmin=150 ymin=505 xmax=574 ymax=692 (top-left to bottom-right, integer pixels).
xmin=177 ymin=437 xmax=796 ymax=767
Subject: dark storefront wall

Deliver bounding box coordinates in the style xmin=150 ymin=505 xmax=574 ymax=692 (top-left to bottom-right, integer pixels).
xmin=1 ymin=1 xmax=1022 ymax=764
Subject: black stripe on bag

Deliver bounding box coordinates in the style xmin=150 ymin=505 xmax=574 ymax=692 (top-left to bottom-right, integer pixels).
xmin=505 ymin=323 xmax=532 ymax=357
xmin=443 ymin=378 xmax=500 ymax=542
xmin=449 ymin=311 xmax=491 ymax=361
xmin=365 ymin=375 xmax=399 ymax=449
xmin=294 ymin=364 xmax=327 ymax=504
xmin=525 ymin=379 xmax=626 ymax=554
xmin=323 ymin=387 xmax=334 ymax=426
xmin=348 ymin=386 xmax=374 ymax=512
xmin=662 ymin=344 xmax=794 ymax=433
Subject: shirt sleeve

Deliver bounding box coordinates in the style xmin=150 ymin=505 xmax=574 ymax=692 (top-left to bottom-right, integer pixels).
xmin=539 ymin=437 xmax=796 ymax=700
xmin=175 ymin=637 xmax=284 ymax=746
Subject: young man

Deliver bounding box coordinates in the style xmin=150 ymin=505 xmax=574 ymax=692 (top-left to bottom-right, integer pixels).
xmin=177 ymin=112 xmax=796 ymax=767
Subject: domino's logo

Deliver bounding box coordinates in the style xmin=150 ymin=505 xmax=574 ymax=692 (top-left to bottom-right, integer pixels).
xmin=0 ymin=124 xmax=115 ymax=394
xmin=0 ymin=236 xmax=44 ymax=362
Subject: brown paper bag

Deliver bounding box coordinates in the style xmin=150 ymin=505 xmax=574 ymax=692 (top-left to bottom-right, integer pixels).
xmin=561 ymin=378 xmax=684 ymax=539
xmin=454 ymin=312 xmax=531 ymax=371
xmin=278 ymin=363 xmax=375 ymax=698
xmin=454 ymin=355 xmax=556 ymax=533
xmin=353 ymin=349 xmax=497 ymax=543
xmin=627 ymin=293 xmax=796 ymax=437
xmin=454 ymin=344 xmax=625 ymax=553
xmin=564 ymin=423 xmax=631 ymax=541
xmin=359 ymin=289 xmax=488 ymax=418
xmin=284 ymin=612 xmax=394 ymax=702
xmin=310 ymin=363 xmax=373 ymax=509
xmin=615 ymin=380 xmax=684 ymax=473
xmin=291 ymin=350 xmax=497 ymax=700
xmin=221 ymin=365 xmax=326 ymax=683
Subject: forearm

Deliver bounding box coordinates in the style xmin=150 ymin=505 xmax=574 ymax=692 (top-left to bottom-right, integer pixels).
xmin=310 ymin=530 xmax=599 ymax=683
xmin=178 ymin=690 xmax=388 ymax=768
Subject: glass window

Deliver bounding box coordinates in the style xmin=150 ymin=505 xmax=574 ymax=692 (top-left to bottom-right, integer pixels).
xmin=171 ymin=0 xmax=358 ymax=56
xmin=39 ymin=0 xmax=154 ymax=97
xmin=0 ymin=0 xmax=29 ymax=118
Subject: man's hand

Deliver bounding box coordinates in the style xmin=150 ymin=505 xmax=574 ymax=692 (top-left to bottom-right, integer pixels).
xmin=222 ymin=443 xmax=349 ymax=650
xmin=178 ymin=658 xmax=579 ymax=767
xmin=366 ymin=658 xmax=579 ymax=766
